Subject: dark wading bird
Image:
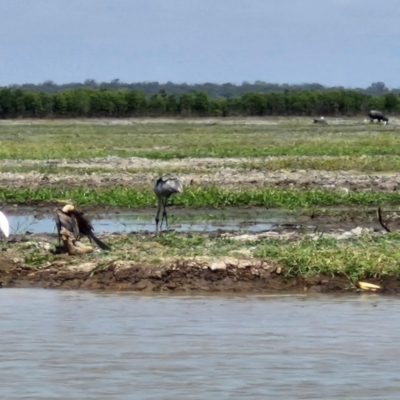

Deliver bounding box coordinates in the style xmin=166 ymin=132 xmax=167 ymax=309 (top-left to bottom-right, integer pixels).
xmin=54 ymin=204 xmax=111 ymax=250
xmin=153 ymin=177 xmax=184 ymax=232
xmin=368 ymin=110 xmax=389 ymax=125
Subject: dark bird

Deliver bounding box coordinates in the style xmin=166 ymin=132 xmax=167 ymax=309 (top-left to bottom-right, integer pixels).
xmin=153 ymin=177 xmax=183 ymax=232
xmin=54 ymin=204 xmax=111 ymax=250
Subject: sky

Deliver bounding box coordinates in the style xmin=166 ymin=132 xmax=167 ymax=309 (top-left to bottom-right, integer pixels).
xmin=0 ymin=0 xmax=399 ymax=88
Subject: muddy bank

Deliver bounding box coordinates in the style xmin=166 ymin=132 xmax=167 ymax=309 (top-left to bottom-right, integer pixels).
xmin=1 ymin=223 xmax=397 ymax=295
xmin=2 ymin=160 xmax=400 ymax=191
xmin=0 ymin=254 xmax=391 ymax=294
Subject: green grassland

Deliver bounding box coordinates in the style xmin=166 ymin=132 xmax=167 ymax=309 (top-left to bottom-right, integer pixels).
xmin=0 ymin=119 xmax=398 ymax=161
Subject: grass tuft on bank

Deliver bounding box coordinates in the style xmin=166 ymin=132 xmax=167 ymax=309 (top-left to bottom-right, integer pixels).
xmin=255 ymin=233 xmax=400 ymax=281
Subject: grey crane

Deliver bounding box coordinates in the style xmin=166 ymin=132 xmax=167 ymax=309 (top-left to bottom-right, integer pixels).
xmin=153 ymin=177 xmax=183 ymax=232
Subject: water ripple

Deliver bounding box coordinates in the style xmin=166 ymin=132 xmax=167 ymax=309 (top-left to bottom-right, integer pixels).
xmin=0 ymin=290 xmax=398 ymax=399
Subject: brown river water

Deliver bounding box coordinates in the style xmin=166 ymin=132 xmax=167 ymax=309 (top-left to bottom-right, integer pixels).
xmin=1 ymin=289 xmax=399 ymax=399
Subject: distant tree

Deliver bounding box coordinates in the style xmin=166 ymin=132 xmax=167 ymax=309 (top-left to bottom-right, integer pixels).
xmin=53 ymin=91 xmax=70 ymax=116
xmin=192 ymin=92 xmax=210 ymax=115
xmin=0 ymin=88 xmax=15 ymax=117
xmin=84 ymin=79 xmax=98 ymax=88
xmin=210 ymin=98 xmax=227 ymax=117
xmin=165 ymin=94 xmax=178 ymax=114
xmin=368 ymin=96 xmax=385 ymax=112
xmin=265 ymin=92 xmax=286 ymax=115
xmin=383 ymin=93 xmax=399 ymax=113
xmin=125 ymin=90 xmax=147 ymax=115
xmin=179 ymin=93 xmax=194 ymax=115
xmin=148 ymin=93 xmax=166 ymax=114
xmin=366 ymin=82 xmax=389 ymax=95
xmin=68 ymin=89 xmax=91 ymax=116
xmin=241 ymin=92 xmax=266 ymax=116
xmin=23 ymin=91 xmax=42 ymax=117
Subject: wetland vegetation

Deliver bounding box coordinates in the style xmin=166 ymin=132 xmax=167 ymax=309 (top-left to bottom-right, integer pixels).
xmin=1 ymin=117 xmax=400 ymax=293
xmin=1 ymin=186 xmax=400 ymax=208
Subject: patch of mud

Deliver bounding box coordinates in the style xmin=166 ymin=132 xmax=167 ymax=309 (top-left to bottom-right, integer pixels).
xmin=1 ymin=156 xmax=400 ymax=191
xmin=0 ymin=252 xmax=395 ymax=295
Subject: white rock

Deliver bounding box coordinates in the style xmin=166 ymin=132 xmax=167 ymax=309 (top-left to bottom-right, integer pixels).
xmin=209 ymin=262 xmax=227 ymax=271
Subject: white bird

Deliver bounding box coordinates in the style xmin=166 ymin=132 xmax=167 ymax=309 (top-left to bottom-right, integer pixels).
xmin=0 ymin=211 xmax=10 ymax=238
xmin=153 ymin=177 xmax=183 ymax=232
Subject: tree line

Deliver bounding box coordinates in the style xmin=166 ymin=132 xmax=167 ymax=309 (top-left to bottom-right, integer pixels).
xmin=0 ymin=87 xmax=398 ymax=119
xmin=7 ymin=80 xmax=395 ymax=97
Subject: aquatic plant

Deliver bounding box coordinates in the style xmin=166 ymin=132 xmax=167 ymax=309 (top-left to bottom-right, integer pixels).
xmin=1 ymin=186 xmax=399 ymax=208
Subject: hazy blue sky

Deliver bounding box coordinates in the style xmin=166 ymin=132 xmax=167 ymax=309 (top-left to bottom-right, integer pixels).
xmin=0 ymin=0 xmax=398 ymax=87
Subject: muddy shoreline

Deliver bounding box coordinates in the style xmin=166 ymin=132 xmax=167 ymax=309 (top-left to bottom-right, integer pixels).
xmin=1 ymin=225 xmax=398 ymax=295
xmin=0 ymin=254 xmax=393 ymax=295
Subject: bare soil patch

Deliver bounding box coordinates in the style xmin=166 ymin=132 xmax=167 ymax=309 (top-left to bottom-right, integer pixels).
xmin=1 ymin=156 xmax=400 ymax=191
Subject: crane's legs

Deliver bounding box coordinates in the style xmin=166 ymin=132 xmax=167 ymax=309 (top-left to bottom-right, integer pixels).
xmin=155 ymin=198 xmax=163 ymax=233
xmin=160 ymin=198 xmax=169 ymax=231
xmin=155 ymin=198 xmax=169 ymax=233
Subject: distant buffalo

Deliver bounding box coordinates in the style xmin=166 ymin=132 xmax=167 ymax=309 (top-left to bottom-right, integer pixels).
xmin=368 ymin=110 xmax=389 ymax=125
xmin=313 ymin=117 xmax=328 ymax=125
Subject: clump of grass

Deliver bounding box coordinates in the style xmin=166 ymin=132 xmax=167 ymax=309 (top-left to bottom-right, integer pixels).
xmin=19 ymin=231 xmax=255 ymax=266
xmin=255 ymin=234 xmax=400 ymax=281
xmin=16 ymin=229 xmax=400 ymax=285
xmin=1 ymin=186 xmax=400 ymax=208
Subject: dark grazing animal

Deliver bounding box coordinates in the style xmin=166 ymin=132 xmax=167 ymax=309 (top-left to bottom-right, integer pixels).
xmin=368 ymin=110 xmax=389 ymax=125
xmin=313 ymin=117 xmax=328 ymax=125
xmin=54 ymin=205 xmax=111 ymax=250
